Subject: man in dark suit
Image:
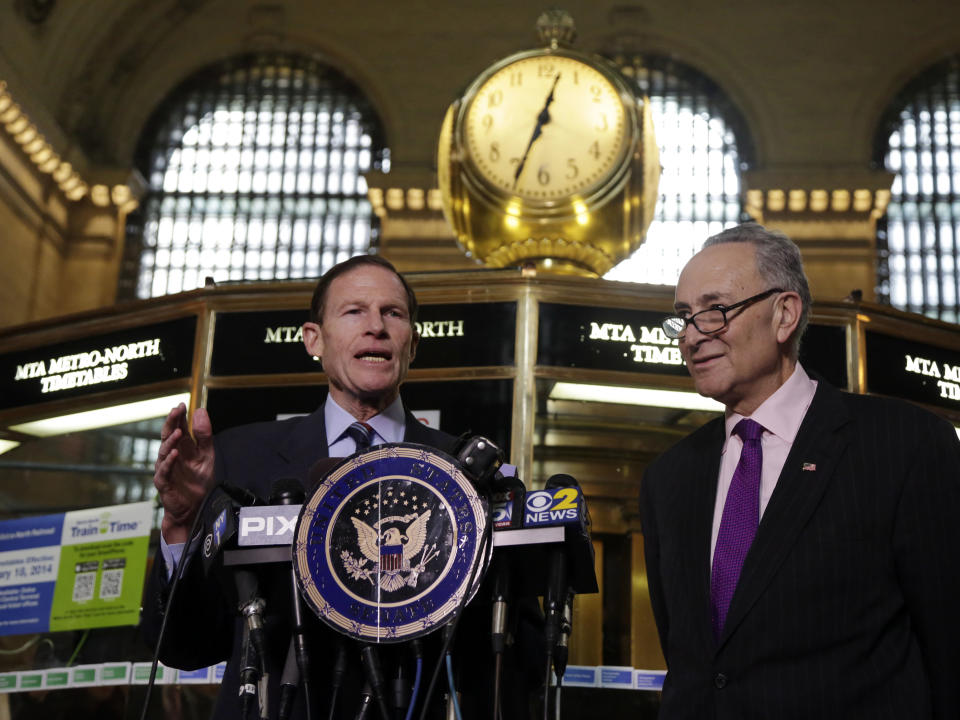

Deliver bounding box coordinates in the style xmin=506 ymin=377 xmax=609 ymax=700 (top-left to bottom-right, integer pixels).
xmin=144 ymin=255 xmax=537 ymax=719
xmin=640 ymin=223 xmax=960 ymax=719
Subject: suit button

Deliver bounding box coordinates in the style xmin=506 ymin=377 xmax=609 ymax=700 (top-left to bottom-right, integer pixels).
xmin=714 ymin=673 xmax=728 ymax=689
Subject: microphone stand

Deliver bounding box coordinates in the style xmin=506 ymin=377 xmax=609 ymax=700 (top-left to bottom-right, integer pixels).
xmin=239 ymin=623 xmax=260 ymax=720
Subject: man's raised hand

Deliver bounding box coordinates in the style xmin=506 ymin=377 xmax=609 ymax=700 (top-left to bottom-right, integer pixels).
xmin=153 ymin=402 xmax=215 ymax=544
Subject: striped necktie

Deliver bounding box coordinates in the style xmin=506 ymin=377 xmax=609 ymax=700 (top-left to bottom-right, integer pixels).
xmin=711 ymin=417 xmax=764 ymax=639
xmin=345 ymin=421 xmax=374 ymax=452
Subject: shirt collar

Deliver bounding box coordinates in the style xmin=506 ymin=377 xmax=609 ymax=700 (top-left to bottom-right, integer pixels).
xmin=324 ymin=394 xmax=407 ymax=447
xmin=723 ymin=362 xmax=818 ymax=448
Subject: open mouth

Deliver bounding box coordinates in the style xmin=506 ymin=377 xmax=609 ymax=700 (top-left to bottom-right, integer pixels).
xmin=356 ymin=351 xmax=391 ymax=363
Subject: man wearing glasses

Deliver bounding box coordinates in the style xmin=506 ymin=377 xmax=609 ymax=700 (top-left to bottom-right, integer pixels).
xmin=639 ymin=222 xmax=960 ymax=719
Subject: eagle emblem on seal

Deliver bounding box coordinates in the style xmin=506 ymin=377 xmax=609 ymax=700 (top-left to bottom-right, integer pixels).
xmin=346 ymin=511 xmax=439 ymax=591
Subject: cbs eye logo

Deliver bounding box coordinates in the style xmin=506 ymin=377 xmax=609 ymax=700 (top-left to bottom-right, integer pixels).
xmin=524 ymin=488 xmax=579 ymax=513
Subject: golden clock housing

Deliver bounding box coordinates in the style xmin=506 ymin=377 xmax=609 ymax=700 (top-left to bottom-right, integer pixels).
xmin=439 ymin=38 xmax=660 ymax=276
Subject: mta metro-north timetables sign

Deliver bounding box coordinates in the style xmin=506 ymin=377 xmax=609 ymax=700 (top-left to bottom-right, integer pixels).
xmin=0 ymin=502 xmax=152 ymax=636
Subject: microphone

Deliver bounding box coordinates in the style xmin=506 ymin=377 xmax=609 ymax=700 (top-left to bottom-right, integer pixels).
xmin=219 ymin=483 xmax=261 ymax=507
xmin=354 ymin=683 xmax=374 ymax=720
xmin=553 ymin=589 xmax=574 ymax=681
xmin=277 ymin=639 xmax=299 ymax=720
xmin=199 ymin=483 xmax=262 ymax=577
xmin=307 ymin=456 xmax=345 ymax=494
xmin=235 ymin=567 xmax=267 ymax=680
xmin=490 ymin=465 xmax=526 ymax=530
xmin=197 ymin=483 xmax=270 ymax=698
xmin=270 ymin=478 xmax=308 ymax=720
xmin=239 ymin=623 xmax=260 ymax=720
xmin=542 ymin=474 xmax=580 ymax=678
xmin=328 ymin=641 xmax=348 ymax=720
xmin=456 ymin=435 xmax=504 ymax=493
xmin=360 ymin=645 xmax=391 ymax=720
xmin=489 ymin=552 xmax=512 ymax=720
xmin=390 ymin=662 xmax=410 ymax=720
xmin=490 ymin=557 xmax=512 ymax=655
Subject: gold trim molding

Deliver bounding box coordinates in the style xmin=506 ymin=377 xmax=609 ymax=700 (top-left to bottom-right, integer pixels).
xmin=0 ymin=80 xmax=137 ymax=211
xmin=368 ymin=186 xmax=445 ymax=218
xmin=745 ymin=187 xmax=891 ymax=222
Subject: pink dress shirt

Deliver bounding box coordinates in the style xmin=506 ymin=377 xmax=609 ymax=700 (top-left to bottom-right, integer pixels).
xmin=710 ymin=363 xmax=818 ymax=564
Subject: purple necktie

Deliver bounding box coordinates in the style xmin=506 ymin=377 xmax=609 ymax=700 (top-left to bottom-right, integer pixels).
xmin=711 ymin=418 xmax=764 ymax=639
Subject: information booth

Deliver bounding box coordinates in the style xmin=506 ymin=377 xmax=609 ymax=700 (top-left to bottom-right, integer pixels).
xmin=0 ymin=269 xmax=959 ymax=718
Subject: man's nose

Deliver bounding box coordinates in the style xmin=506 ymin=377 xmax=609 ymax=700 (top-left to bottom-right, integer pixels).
xmin=365 ymin=311 xmax=388 ymax=334
xmin=680 ymin=320 xmax=710 ymax=346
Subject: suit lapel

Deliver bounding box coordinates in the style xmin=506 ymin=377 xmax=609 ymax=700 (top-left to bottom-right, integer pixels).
xmin=682 ymin=420 xmax=726 ymax=644
xmin=277 ymin=405 xmax=329 ymax=467
xmin=717 ymin=380 xmax=851 ymax=647
xmin=402 ymin=410 xmax=435 ymax=444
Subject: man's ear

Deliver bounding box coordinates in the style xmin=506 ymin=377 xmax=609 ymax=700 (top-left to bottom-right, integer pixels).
xmin=774 ymin=292 xmax=802 ymax=346
xmin=409 ymin=328 xmax=420 ymax=362
xmin=302 ymin=322 xmax=323 ymax=360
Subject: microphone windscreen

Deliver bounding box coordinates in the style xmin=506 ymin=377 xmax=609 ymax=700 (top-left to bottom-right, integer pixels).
xmin=306 ymin=457 xmax=343 ymax=493
xmin=270 ymin=477 xmax=305 ymax=504
xmin=545 ymin=473 xmax=579 ymax=489
xmin=219 ymin=483 xmax=262 ymax=506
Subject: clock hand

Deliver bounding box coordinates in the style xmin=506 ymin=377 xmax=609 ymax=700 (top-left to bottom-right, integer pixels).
xmin=513 ymin=74 xmax=561 ymax=187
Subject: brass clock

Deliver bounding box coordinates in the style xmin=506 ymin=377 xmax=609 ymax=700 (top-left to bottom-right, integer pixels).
xmin=463 ymin=53 xmax=629 ymax=201
xmin=438 ymin=11 xmax=660 ymax=276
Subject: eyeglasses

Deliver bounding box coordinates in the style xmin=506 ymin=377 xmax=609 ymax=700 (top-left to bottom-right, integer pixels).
xmin=662 ymin=288 xmax=783 ymax=339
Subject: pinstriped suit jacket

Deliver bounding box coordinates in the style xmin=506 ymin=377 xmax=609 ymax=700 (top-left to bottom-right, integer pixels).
xmin=639 ymin=378 xmax=960 ymax=720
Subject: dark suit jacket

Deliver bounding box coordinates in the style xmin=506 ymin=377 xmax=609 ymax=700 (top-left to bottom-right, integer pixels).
xmin=143 ymin=402 xmax=518 ymax=719
xmin=639 ymin=378 xmax=960 ymax=720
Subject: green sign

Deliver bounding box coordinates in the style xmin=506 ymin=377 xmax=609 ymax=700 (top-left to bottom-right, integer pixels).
xmin=0 ymin=502 xmax=152 ymax=635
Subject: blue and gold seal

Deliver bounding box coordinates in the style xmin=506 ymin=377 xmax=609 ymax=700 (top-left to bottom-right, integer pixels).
xmin=293 ymin=443 xmax=489 ymax=642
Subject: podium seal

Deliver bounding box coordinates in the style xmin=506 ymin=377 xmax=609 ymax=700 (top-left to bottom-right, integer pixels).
xmin=293 ymin=443 xmax=489 ymax=642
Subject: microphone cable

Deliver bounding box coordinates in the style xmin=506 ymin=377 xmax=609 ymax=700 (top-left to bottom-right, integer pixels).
xmin=542 ymin=605 xmax=571 ymax=720
xmin=239 ymin=623 xmax=261 ymax=720
xmin=542 ymin=650 xmax=554 ymax=720
xmin=554 ymin=678 xmax=563 ymax=720
xmin=551 ymin=591 xmax=573 ymax=720
xmin=492 ymin=651 xmax=503 ymax=720
xmin=542 ymin=643 xmax=566 ymax=720
xmin=445 ymin=651 xmax=464 ymax=720
xmin=327 ymin=640 xmax=348 ymax=720
xmin=417 ymin=506 xmax=494 ymax=720
xmin=404 ymin=639 xmax=424 ymax=720
xmin=447 ymin=653 xmax=463 ymax=720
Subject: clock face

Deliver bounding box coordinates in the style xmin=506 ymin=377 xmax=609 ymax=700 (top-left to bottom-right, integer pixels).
xmin=463 ymin=54 xmax=629 ymax=201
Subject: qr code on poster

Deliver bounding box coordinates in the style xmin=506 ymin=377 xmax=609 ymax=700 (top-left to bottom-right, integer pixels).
xmin=73 ymin=561 xmax=99 ymax=603
xmin=99 ymin=558 xmax=126 ymax=600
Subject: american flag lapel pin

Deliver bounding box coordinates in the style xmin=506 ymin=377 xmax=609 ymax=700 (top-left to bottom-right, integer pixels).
xmin=802 ymin=462 xmax=817 ymax=472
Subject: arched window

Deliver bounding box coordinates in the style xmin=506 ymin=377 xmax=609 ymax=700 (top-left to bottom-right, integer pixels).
xmin=603 ymin=54 xmax=753 ymax=285
xmin=119 ymin=53 xmax=388 ymax=300
xmin=875 ymin=57 xmax=960 ymax=323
